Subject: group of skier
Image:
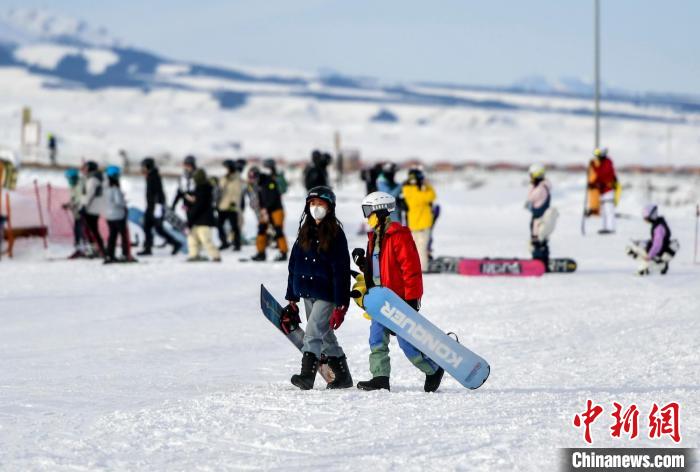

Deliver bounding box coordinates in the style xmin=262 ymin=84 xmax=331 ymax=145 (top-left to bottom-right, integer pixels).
xmin=63 ymin=161 xmax=133 ymax=263
xmin=525 ymin=147 xmax=677 ymax=275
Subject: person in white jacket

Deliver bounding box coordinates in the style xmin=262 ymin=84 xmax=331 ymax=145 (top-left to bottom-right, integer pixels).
xmin=103 ymin=166 xmax=134 ymax=263
xmin=80 ymin=161 xmax=106 ymax=256
xmin=525 ymin=164 xmax=558 ymax=270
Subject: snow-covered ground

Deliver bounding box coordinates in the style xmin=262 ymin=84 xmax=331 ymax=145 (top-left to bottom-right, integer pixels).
xmin=1 ymin=171 xmax=699 ymax=470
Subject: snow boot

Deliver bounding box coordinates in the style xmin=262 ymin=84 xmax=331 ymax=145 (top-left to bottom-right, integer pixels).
xmin=291 ymin=352 xmax=318 ymax=390
xmin=357 ymin=376 xmax=390 ymax=391
xmin=424 ymin=367 xmax=445 ymax=393
xmin=68 ymin=249 xmax=85 ymax=259
xmin=251 ymin=252 xmax=266 ymax=262
xmin=326 ymin=355 xmax=353 ymax=389
xmin=273 ymin=252 xmax=288 ymax=262
xmin=171 ymin=242 xmax=183 ymax=255
xmin=219 ymin=242 xmax=230 ymax=250
xmin=137 ymin=247 xmax=152 ymax=256
xmin=660 ymin=262 xmax=669 ymax=275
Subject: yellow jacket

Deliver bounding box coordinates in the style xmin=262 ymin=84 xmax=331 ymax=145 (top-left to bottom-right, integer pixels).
xmin=402 ymin=183 xmax=436 ymax=231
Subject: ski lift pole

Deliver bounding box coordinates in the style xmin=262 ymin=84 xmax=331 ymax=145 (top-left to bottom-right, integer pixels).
xmin=695 ymin=204 xmax=699 ymax=264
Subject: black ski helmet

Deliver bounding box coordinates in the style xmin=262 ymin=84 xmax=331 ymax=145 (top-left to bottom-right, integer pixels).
xmin=141 ymin=157 xmax=155 ymax=171
xmin=183 ymin=155 xmax=197 ymax=168
xmin=306 ymin=186 xmax=336 ymax=208
xmin=222 ymin=159 xmax=237 ymax=172
xmin=262 ymin=158 xmax=276 ymax=172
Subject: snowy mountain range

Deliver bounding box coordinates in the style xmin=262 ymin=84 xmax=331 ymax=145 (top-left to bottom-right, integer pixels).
xmin=1 ymin=8 xmax=699 ymax=166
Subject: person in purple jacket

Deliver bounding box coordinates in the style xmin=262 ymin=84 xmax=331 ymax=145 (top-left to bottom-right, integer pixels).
xmin=626 ymin=204 xmax=678 ymax=275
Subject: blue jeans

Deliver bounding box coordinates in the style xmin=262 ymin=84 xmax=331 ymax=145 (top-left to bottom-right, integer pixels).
xmin=368 ymin=319 xmax=438 ymax=377
xmin=301 ymin=298 xmax=344 ymax=358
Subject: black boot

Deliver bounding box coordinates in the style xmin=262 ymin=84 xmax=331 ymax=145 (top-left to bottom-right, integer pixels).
xmin=137 ymin=247 xmax=152 ymax=256
xmin=251 ymin=252 xmax=266 ymax=262
xmin=291 ymin=352 xmax=318 ymax=390
xmin=171 ymin=241 xmax=182 ymax=255
xmin=357 ymin=376 xmax=390 ymax=391
xmin=273 ymin=252 xmax=287 ymax=262
xmin=424 ymin=367 xmax=445 ymax=393
xmin=326 ymin=355 xmax=353 ymax=389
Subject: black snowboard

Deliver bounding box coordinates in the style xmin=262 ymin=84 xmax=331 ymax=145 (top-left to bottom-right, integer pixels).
xmin=260 ymin=285 xmax=334 ymax=383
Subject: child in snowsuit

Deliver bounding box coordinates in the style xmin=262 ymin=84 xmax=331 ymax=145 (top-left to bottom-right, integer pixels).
xmin=284 ymin=186 xmax=352 ymax=390
xmin=526 ymin=164 xmax=558 ymax=269
xmin=354 ymin=191 xmax=444 ymax=392
xmin=401 ymin=167 xmax=436 ymax=271
xmin=184 ymin=169 xmax=221 ymax=262
xmin=626 ymin=204 xmax=678 ymax=275
xmin=103 ymin=166 xmax=133 ymax=263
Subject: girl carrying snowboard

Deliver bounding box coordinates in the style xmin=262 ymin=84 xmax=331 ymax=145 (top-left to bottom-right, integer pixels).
xmin=284 ymin=186 xmax=352 ymax=390
xmin=353 ymin=191 xmax=444 ymax=392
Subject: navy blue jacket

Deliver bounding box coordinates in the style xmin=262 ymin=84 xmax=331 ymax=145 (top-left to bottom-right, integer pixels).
xmin=286 ymin=224 xmax=351 ymax=307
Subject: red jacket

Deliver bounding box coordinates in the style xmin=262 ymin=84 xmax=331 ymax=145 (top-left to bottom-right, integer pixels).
xmin=366 ymin=222 xmax=423 ymax=301
xmin=590 ymin=157 xmax=617 ymax=193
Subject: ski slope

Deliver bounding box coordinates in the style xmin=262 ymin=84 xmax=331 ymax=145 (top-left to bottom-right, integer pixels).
xmin=1 ymin=172 xmax=699 ymax=470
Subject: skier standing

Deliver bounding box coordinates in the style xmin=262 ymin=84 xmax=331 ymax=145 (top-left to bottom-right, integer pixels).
xmin=360 ymin=163 xmax=382 ymax=195
xmin=217 ymin=160 xmax=243 ymax=251
xmin=47 ymin=133 xmax=57 ymax=165
xmin=284 ymin=186 xmax=352 ymax=390
xmin=303 ymin=150 xmax=331 ymax=191
xmin=262 ymin=158 xmax=288 ymax=195
xmin=377 ymin=162 xmax=402 ymax=222
xmin=185 ymin=169 xmax=221 ymax=262
xmin=588 ymin=148 xmax=618 ymax=234
xmin=79 ymin=160 xmax=106 ymax=257
xmin=138 ymin=158 xmax=181 ymax=256
xmin=251 ymin=167 xmax=288 ymax=262
xmin=626 ymin=204 xmax=678 ymax=275
xmin=172 ymin=155 xmax=197 ymax=212
xmin=401 ymin=167 xmax=436 ymax=271
xmin=526 ymin=164 xmax=558 ymax=269
xmin=63 ymin=168 xmax=86 ymax=258
xmin=103 ymin=166 xmax=134 ymax=263
xmin=354 ymin=191 xmax=444 ymax=392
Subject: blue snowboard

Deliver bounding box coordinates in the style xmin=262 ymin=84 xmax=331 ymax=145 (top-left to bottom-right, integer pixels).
xmin=363 ymin=287 xmax=490 ymax=390
xmin=127 ymin=207 xmax=188 ymax=254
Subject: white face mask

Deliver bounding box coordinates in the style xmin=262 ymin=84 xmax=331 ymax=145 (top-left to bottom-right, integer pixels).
xmin=309 ymin=205 xmax=327 ymax=221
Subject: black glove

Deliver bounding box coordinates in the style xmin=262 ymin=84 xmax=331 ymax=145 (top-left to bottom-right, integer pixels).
xmin=352 ymin=248 xmax=366 ymax=270
xmin=406 ymin=299 xmax=420 ymax=311
xmin=280 ymin=303 xmax=301 ymax=335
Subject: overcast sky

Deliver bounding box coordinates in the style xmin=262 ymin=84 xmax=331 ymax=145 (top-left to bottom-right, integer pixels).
xmin=4 ymin=0 xmax=699 ymax=95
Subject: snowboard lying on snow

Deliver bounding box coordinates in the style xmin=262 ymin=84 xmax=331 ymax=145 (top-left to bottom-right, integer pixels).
xmin=260 ymin=285 xmax=334 ymax=383
xmin=363 ymin=286 xmax=490 ymax=390
xmin=427 ymin=256 xmax=576 ymax=275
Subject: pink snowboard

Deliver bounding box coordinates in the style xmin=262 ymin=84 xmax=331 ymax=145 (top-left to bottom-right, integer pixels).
xmin=457 ymin=258 xmax=545 ymax=277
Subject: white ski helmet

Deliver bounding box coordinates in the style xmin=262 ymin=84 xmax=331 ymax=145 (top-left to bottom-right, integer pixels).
xmin=361 ymin=191 xmax=396 ymax=218
xmin=528 ymin=163 xmax=545 ymax=179
xmin=642 ymin=203 xmax=658 ymax=221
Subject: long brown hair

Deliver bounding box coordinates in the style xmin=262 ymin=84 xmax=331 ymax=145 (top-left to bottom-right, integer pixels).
xmin=298 ymin=205 xmax=341 ymax=252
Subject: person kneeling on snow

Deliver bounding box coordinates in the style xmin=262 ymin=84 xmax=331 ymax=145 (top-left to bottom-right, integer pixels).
xmin=284 ymin=186 xmax=352 ymax=390
xmin=184 ymin=169 xmax=221 ymax=262
xmin=525 ymin=164 xmax=558 ymax=270
xmin=353 ymin=191 xmax=444 ymax=392
xmin=626 ymin=204 xmax=678 ymax=275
